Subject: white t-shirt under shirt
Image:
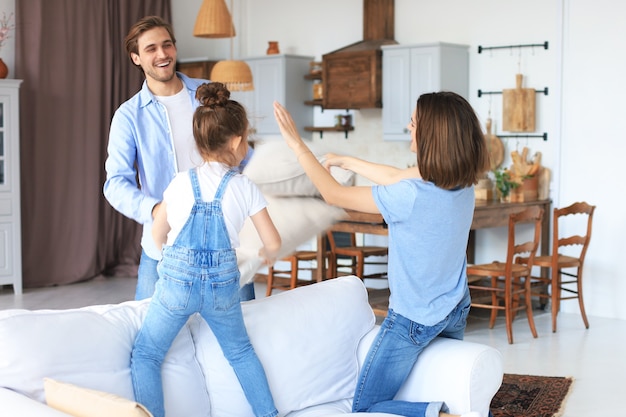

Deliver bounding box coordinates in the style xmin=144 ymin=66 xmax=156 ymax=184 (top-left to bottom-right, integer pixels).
xmin=163 ymin=162 xmax=268 ymax=249
xmin=155 ymin=88 xmax=201 ymax=172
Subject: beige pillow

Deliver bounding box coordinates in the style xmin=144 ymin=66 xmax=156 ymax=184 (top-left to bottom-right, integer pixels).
xmin=243 ymin=141 xmax=355 ymax=197
xmin=44 ymin=378 xmax=153 ymax=417
xmin=237 ymin=196 xmax=346 ymax=285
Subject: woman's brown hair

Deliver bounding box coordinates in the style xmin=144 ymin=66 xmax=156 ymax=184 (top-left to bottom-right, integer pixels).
xmin=193 ymin=82 xmax=248 ymax=167
xmin=414 ymin=91 xmax=490 ymax=190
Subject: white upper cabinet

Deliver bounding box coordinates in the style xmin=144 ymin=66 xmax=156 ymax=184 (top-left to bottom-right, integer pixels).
xmin=232 ymin=54 xmax=314 ymax=141
xmin=382 ymin=43 xmax=469 ymax=141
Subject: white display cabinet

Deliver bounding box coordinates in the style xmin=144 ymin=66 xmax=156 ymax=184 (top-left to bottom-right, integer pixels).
xmin=0 ymin=79 xmax=22 ymax=294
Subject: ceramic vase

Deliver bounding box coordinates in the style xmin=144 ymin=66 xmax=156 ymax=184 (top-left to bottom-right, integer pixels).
xmin=0 ymin=58 xmax=8 ymax=79
xmin=266 ymin=41 xmax=280 ymax=55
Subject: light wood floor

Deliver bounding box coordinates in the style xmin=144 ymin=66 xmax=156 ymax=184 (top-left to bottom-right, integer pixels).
xmin=1 ymin=276 xmax=623 ymax=417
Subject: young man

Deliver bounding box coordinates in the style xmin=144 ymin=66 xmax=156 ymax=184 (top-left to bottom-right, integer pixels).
xmin=104 ymin=16 xmax=256 ymax=301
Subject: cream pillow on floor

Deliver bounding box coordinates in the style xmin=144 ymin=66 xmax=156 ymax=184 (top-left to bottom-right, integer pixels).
xmin=44 ymin=378 xmax=153 ymax=417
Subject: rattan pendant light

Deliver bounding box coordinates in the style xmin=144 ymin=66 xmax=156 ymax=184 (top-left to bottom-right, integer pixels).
xmin=193 ymin=0 xmax=235 ymax=38
xmin=193 ymin=0 xmax=254 ymax=91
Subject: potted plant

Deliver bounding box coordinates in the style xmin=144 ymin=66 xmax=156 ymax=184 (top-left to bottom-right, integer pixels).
xmin=493 ymin=168 xmax=520 ymax=202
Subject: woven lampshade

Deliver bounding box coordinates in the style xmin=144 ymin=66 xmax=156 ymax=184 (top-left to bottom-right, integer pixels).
xmin=193 ymin=0 xmax=236 ymax=38
xmin=210 ymin=60 xmax=254 ymax=91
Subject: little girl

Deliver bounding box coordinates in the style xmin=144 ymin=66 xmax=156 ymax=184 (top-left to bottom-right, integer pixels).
xmin=131 ymin=82 xmax=281 ymax=417
xmin=274 ymin=91 xmax=489 ymax=417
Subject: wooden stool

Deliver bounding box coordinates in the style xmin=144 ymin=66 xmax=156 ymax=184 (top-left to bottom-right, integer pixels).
xmin=266 ymin=251 xmax=318 ymax=296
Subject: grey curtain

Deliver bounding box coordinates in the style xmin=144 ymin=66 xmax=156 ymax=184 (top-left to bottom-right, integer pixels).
xmin=15 ymin=0 xmax=171 ymax=287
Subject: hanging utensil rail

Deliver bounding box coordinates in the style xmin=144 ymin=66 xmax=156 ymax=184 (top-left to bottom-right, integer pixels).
xmin=497 ymin=133 xmax=548 ymax=141
xmin=478 ymin=88 xmax=548 ymax=98
xmin=478 ymin=41 xmax=549 ymax=54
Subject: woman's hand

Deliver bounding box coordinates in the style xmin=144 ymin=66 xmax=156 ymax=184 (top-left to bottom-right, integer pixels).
xmin=273 ymin=101 xmax=307 ymax=153
xmin=323 ymin=153 xmax=352 ymax=172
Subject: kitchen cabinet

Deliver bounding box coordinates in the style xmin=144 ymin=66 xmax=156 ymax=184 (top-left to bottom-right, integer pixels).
xmin=231 ymin=54 xmax=314 ymax=140
xmin=382 ymin=43 xmax=469 ymax=141
xmin=176 ymin=59 xmax=218 ymax=79
xmin=322 ymin=45 xmax=385 ymax=110
xmin=0 ymin=79 xmax=22 ymax=294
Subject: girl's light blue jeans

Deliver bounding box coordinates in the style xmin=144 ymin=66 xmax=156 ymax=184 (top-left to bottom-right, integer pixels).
xmin=352 ymin=287 xmax=471 ymax=417
xmin=135 ymin=250 xmax=256 ymax=301
xmin=131 ymin=251 xmax=277 ymax=417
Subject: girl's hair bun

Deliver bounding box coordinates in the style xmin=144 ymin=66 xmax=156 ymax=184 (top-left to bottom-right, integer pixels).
xmin=196 ymin=82 xmax=230 ymax=108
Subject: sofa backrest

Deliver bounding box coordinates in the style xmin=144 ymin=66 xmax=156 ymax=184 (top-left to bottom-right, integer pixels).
xmin=0 ymin=276 xmax=376 ymax=417
xmin=190 ymin=275 xmax=376 ymax=417
xmin=0 ymin=299 xmax=210 ymax=417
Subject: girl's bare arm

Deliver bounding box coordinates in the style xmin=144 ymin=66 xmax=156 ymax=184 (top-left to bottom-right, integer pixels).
xmin=250 ymin=208 xmax=282 ymax=265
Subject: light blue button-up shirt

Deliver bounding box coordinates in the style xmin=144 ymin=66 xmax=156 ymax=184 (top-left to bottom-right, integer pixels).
xmin=103 ymin=73 xmax=206 ymax=260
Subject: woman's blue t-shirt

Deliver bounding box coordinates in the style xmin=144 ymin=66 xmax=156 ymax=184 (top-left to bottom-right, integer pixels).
xmin=372 ymin=179 xmax=474 ymax=325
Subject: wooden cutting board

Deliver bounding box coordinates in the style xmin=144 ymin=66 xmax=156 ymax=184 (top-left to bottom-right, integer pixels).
xmin=502 ymin=73 xmax=535 ymax=132
xmin=485 ymin=118 xmax=504 ymax=170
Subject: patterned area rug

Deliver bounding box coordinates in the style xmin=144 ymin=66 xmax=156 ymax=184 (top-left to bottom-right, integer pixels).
xmin=491 ymin=374 xmax=574 ymax=417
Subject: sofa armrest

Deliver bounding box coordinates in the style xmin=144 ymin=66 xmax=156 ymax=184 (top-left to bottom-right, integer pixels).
xmin=357 ymin=329 xmax=502 ymax=417
xmin=0 ymin=387 xmax=73 ymax=417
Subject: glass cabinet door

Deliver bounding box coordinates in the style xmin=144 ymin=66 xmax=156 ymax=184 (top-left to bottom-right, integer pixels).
xmin=0 ymin=102 xmax=4 ymax=186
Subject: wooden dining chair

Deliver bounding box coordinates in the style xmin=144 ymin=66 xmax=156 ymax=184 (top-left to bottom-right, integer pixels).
xmin=325 ymin=231 xmax=388 ymax=282
xmin=266 ymin=250 xmax=319 ymax=296
xmin=467 ymin=206 xmax=544 ymax=344
xmin=528 ymin=201 xmax=596 ymax=332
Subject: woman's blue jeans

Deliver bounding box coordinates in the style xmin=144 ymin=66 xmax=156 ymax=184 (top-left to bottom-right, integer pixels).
xmin=352 ymin=288 xmax=471 ymax=417
xmin=131 ymin=250 xmax=277 ymax=417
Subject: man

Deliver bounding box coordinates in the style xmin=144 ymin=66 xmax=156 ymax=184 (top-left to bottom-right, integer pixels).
xmin=104 ymin=16 xmax=255 ymax=301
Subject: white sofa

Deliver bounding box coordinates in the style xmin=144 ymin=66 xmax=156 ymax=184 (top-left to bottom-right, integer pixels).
xmin=0 ymin=276 xmax=503 ymax=417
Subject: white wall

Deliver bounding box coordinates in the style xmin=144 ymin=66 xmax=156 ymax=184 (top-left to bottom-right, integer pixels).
xmin=173 ymin=0 xmax=625 ymax=321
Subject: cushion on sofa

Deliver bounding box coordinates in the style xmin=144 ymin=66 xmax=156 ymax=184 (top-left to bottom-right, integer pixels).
xmin=44 ymin=378 xmax=153 ymax=417
xmin=0 ymin=301 xmax=210 ymax=417
xmin=189 ymin=275 xmax=376 ymax=417
xmin=237 ymin=195 xmax=346 ymax=285
xmin=243 ymin=141 xmax=355 ymax=197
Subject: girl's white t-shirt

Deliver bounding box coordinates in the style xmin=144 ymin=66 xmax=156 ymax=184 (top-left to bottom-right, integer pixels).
xmin=162 ymin=162 xmax=267 ymax=248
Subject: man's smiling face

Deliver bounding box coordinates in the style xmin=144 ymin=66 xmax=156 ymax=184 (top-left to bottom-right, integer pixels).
xmin=131 ymin=26 xmax=177 ymax=84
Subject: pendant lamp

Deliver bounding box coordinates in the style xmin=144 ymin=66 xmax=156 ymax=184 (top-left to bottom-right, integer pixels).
xmin=193 ymin=0 xmax=235 ymax=38
xmin=193 ymin=0 xmax=254 ymax=91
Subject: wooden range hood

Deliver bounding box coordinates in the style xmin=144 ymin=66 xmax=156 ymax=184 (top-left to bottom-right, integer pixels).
xmin=322 ymin=0 xmax=397 ymax=109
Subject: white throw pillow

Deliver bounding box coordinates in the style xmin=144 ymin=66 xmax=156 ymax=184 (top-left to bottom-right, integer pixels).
xmin=0 ymin=301 xmax=210 ymax=417
xmin=243 ymin=141 xmax=355 ymax=197
xmin=237 ymin=195 xmax=346 ymax=285
xmin=189 ymin=275 xmax=376 ymax=417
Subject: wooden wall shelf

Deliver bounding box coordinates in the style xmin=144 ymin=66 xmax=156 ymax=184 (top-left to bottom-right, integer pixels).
xmin=304 ymin=73 xmax=322 ymax=81
xmin=304 ymin=99 xmax=324 ymax=107
xmin=304 ymin=126 xmax=354 ymax=139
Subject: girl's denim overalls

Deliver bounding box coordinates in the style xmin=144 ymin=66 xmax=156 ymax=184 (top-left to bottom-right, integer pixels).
xmin=131 ymin=168 xmax=278 ymax=417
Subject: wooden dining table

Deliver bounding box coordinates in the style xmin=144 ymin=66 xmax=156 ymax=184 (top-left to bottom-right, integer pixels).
xmin=314 ymin=199 xmax=552 ymax=282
